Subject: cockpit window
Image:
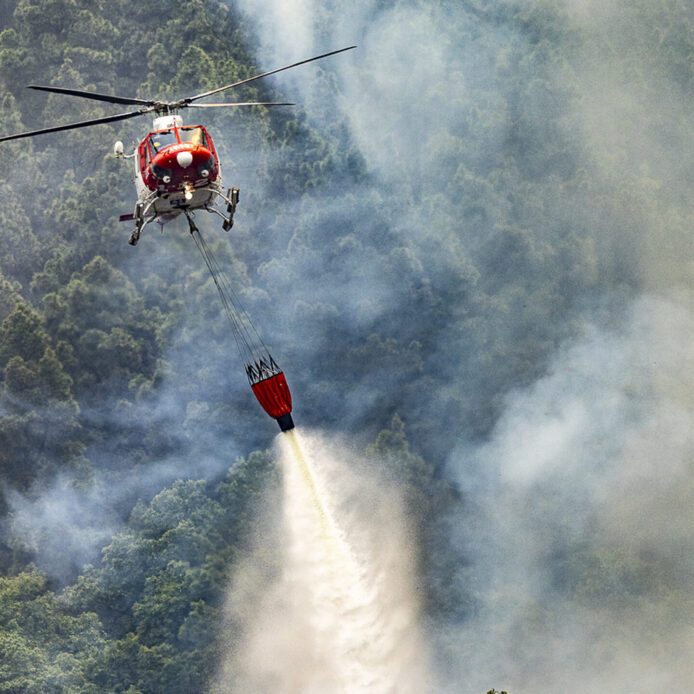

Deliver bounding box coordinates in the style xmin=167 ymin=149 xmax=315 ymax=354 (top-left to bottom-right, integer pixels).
xmin=149 ymin=130 xmax=178 ymax=153
xmin=179 ymin=126 xmax=207 ymax=147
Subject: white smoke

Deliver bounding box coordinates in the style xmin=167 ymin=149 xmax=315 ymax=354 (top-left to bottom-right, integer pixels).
xmin=4 ymin=427 xmax=238 ymax=581
xmin=212 ymin=429 xmax=431 ymax=693
xmin=441 ymin=293 xmax=694 ymax=693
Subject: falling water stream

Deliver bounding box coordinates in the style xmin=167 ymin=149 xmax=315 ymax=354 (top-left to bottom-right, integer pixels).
xmin=213 ymin=429 xmax=429 ymax=693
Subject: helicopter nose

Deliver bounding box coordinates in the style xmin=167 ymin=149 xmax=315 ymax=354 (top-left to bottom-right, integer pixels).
xmin=176 ymin=151 xmax=193 ymax=168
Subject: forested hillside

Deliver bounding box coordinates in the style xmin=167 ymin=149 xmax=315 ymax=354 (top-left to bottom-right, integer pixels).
xmin=1 ymin=0 xmax=694 ymax=691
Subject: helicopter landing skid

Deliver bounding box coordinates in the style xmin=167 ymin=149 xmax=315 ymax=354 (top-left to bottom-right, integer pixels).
xmin=129 ymin=199 xmax=157 ymax=246
xmin=127 ymin=186 xmax=239 ymax=245
xmin=202 ymin=186 xmax=239 ymax=231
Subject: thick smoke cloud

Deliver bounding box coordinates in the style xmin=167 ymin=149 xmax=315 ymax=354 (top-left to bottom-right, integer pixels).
xmin=442 ymin=294 xmax=694 ymax=692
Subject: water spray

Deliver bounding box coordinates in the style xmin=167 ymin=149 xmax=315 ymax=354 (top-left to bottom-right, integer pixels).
xmin=214 ymin=430 xmax=429 ymax=693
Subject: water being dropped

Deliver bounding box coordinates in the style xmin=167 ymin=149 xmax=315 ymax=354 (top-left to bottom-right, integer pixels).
xmin=213 ymin=429 xmax=429 ymax=693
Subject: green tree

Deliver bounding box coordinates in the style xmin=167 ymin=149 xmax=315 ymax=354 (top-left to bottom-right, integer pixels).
xmin=0 ymin=303 xmax=49 ymax=369
xmin=0 ymin=567 xmax=107 ymax=692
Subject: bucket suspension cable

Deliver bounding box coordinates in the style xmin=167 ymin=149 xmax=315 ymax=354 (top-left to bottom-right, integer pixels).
xmin=187 ymin=212 xmax=295 ymax=432
xmin=190 ymin=226 xmax=255 ymax=364
xmin=188 ymin=215 xmax=276 ymax=367
xmin=194 ymin=226 xmax=268 ymax=354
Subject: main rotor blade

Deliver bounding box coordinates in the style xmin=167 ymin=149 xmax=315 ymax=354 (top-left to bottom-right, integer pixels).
xmin=187 ymin=101 xmax=294 ymax=107
xmin=28 ymin=85 xmax=154 ymax=107
xmin=186 ymin=45 xmax=356 ymax=103
xmin=0 ymin=109 xmax=149 ymax=143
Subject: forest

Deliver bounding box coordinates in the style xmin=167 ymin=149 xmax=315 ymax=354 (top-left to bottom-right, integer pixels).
xmin=1 ymin=0 xmax=694 ymax=691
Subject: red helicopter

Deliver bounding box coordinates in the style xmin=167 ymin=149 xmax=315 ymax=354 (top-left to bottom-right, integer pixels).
xmin=0 ymin=46 xmax=358 ymax=432
xmin=0 ymin=46 xmax=355 ymax=245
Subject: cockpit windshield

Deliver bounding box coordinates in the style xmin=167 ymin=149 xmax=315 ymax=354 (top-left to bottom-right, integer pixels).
xmin=179 ymin=126 xmax=208 ymax=147
xmin=149 ymin=130 xmax=178 ymax=153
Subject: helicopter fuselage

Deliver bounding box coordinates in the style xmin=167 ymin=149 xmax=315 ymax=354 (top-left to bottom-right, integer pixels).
xmin=121 ymin=115 xmax=239 ymax=244
xmin=132 ymin=116 xmax=223 ymax=220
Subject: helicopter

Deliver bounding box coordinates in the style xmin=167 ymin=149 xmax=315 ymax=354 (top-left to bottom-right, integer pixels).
xmin=0 ymin=46 xmax=356 ymax=245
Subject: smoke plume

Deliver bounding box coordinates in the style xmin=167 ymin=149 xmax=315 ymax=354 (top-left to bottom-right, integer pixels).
xmin=440 ymin=293 xmax=694 ymax=693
